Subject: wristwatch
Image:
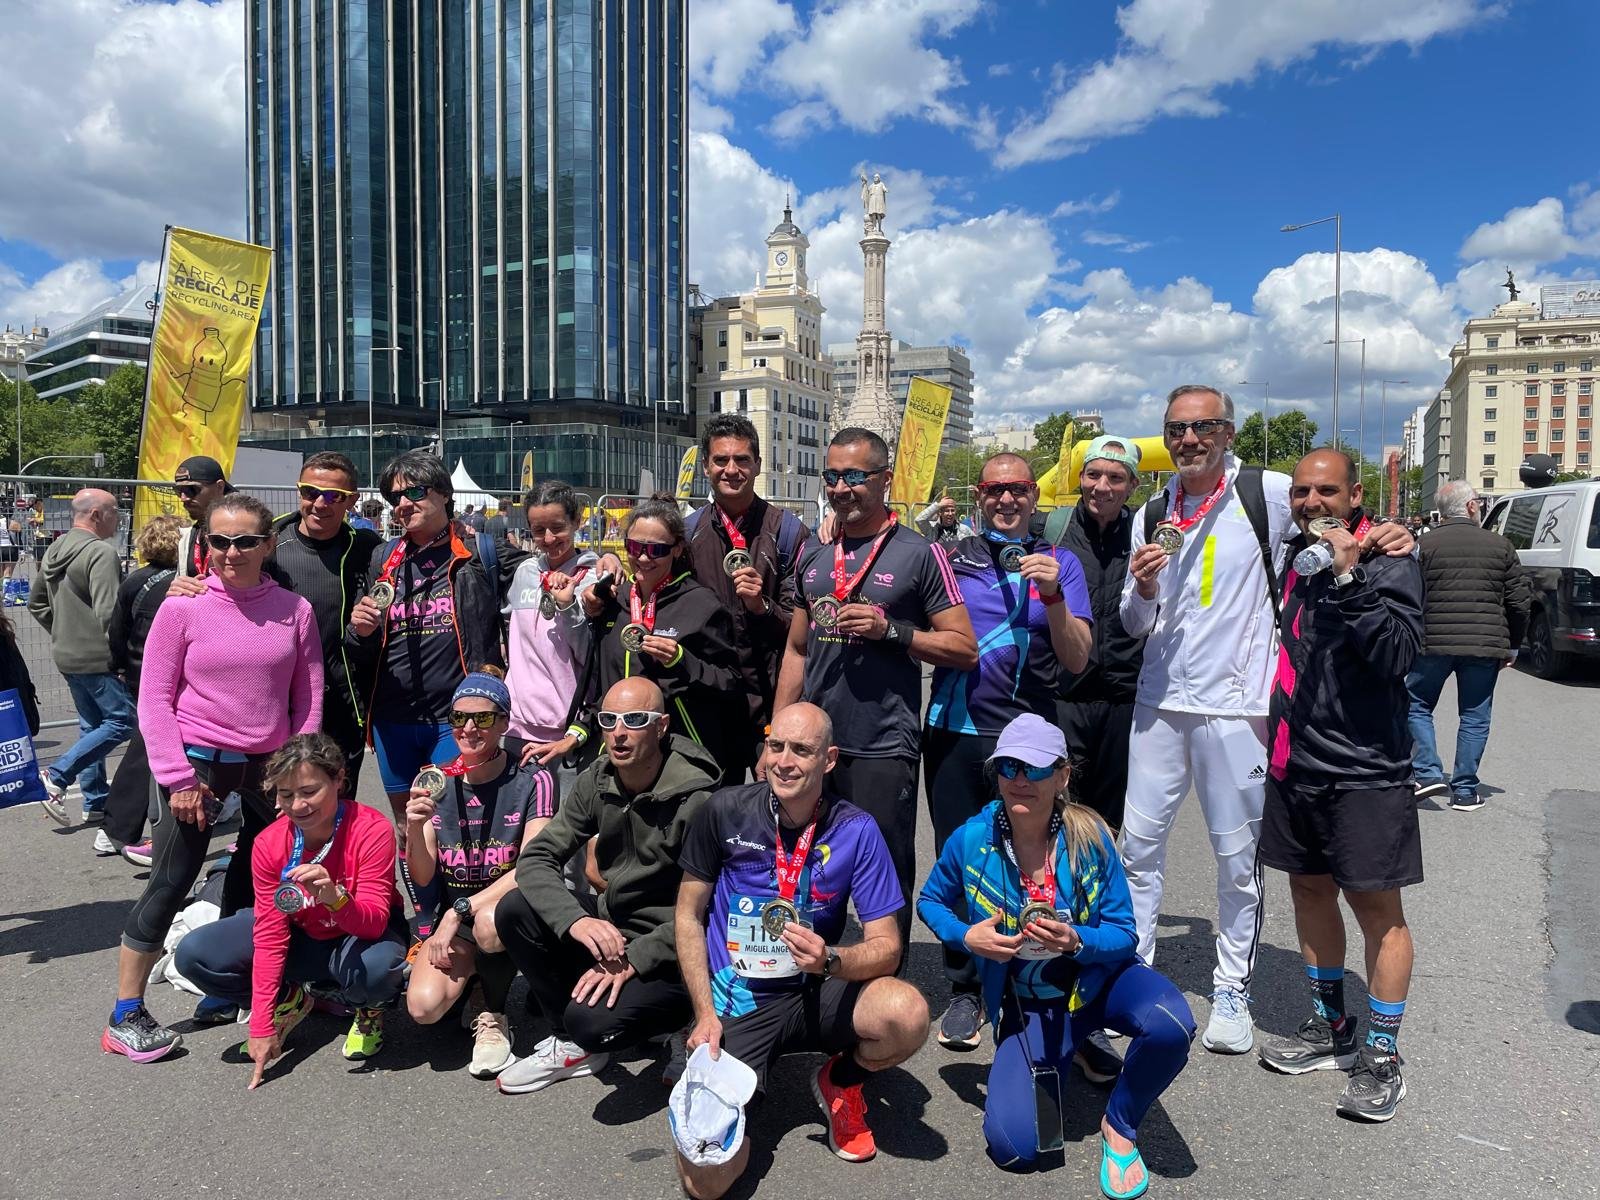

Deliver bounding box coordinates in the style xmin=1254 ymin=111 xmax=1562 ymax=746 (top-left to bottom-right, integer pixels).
xmin=452 ymin=896 xmax=475 ymax=921
xmin=822 ymin=948 xmax=842 ymax=980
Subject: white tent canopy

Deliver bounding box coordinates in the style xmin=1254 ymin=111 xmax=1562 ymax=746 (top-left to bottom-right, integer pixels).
xmin=450 ymin=459 xmax=496 ymax=511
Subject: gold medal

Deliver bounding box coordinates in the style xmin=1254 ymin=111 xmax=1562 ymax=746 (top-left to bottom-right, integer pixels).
xmin=368 ymin=580 xmax=395 ymax=609
xmin=414 ymin=766 xmax=447 ymax=802
xmin=811 ymin=595 xmax=842 ymax=630
xmin=619 ymin=622 xmax=649 ymax=652
xmin=761 ymin=898 xmax=799 ymax=939
xmin=1019 ymin=901 xmax=1058 ymax=931
xmin=722 ymin=548 xmax=752 ymax=576
xmin=1307 ymin=516 xmax=1345 ymax=540
xmin=1152 ymin=522 xmax=1184 ymax=556
xmin=998 ymin=544 xmax=1025 ymax=573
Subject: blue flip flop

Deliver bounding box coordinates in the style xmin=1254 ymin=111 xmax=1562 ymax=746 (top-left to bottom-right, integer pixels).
xmin=1100 ymin=1135 xmax=1149 ymax=1199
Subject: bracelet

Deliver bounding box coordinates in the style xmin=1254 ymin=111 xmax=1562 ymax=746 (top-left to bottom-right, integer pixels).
xmin=1040 ymin=588 xmax=1064 ymax=607
xmin=329 ymin=884 xmax=351 ymax=912
xmin=565 ymin=724 xmax=589 ymax=746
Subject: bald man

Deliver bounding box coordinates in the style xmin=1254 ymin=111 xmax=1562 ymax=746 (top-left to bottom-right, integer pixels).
xmin=30 ymin=488 xmax=134 ymax=825
xmin=495 ymin=677 xmax=722 ymax=1095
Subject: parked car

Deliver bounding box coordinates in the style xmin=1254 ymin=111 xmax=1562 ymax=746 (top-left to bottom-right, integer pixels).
xmin=1482 ymin=479 xmax=1600 ymax=678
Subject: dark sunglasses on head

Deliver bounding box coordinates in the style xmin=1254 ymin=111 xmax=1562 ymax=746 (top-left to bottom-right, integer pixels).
xmin=995 ymin=756 xmax=1061 ymax=782
xmin=205 ymin=532 xmax=268 ymax=553
xmin=447 ymin=709 xmax=503 ymax=730
xmin=822 ymin=466 xmax=888 ymax=488
xmin=977 ymin=480 xmax=1035 ymax=499
xmin=298 ymin=483 xmax=358 ymax=504
xmin=382 ymin=483 xmax=432 ymax=504
xmin=174 ymin=484 xmax=205 ymax=499
xmin=625 ymin=538 xmax=677 ymax=560
xmin=1163 ymin=418 xmax=1230 ymax=440
xmin=597 ymin=709 xmax=666 ymax=731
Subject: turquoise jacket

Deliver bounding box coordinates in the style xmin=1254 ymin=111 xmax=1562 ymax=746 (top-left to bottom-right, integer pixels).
xmin=917 ymin=799 xmax=1136 ymax=1029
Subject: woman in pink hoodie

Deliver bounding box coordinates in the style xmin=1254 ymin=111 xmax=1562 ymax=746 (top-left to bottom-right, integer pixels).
xmin=102 ymin=492 xmax=323 ymax=1064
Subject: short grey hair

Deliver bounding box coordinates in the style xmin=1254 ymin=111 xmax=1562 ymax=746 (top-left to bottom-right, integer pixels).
xmin=1164 ymin=385 xmax=1234 ymax=423
xmin=1438 ymin=480 xmax=1476 ymax=517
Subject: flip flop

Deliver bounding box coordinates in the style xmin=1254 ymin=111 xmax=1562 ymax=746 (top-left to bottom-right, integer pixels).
xmin=1099 ymin=1135 xmax=1149 ymax=1199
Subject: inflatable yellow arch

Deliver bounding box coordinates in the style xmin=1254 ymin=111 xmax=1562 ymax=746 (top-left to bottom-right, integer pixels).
xmin=1036 ymin=435 xmax=1174 ymax=506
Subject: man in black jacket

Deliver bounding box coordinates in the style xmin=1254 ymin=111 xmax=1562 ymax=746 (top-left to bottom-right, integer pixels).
xmin=1405 ymin=480 xmax=1530 ymax=812
xmin=1052 ymin=434 xmax=1145 ymax=829
xmin=1255 ymin=449 xmax=1425 ymax=1124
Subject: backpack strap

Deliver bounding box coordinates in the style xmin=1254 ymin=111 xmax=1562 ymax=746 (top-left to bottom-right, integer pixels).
xmin=475 ymin=530 xmax=499 ymax=581
xmin=1234 ymin=466 xmax=1282 ymax=625
xmin=774 ymin=508 xmax=805 ymax=571
xmin=1043 ymin=506 xmax=1072 ymax=546
xmin=1142 ymin=493 xmax=1166 ymax=543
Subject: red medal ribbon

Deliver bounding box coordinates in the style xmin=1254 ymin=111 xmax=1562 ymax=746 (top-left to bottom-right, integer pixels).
xmin=1018 ymin=862 xmax=1057 ymax=907
xmin=439 ymin=754 xmax=471 ymax=778
xmin=628 ymin=573 xmax=671 ymax=633
xmin=715 ymin=505 xmax=748 ymax=551
xmin=541 ymin=560 xmax=589 ymax=592
xmin=1166 ymin=471 xmax=1229 ymax=532
xmin=376 ymin=526 xmax=451 ymax=584
xmin=830 ymin=514 xmax=898 ymax=602
xmin=773 ymin=802 xmax=820 ymax=904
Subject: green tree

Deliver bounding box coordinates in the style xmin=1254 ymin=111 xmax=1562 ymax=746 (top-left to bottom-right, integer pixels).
xmin=1233 ymin=410 xmax=1320 ymax=466
xmin=932 ymin=444 xmax=985 ymax=500
xmin=73 ymin=363 xmax=146 ymax=478
xmin=1031 ymin=411 xmax=1073 ymax=463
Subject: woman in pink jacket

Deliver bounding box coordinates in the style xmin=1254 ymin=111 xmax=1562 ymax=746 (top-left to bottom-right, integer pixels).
xmin=102 ymin=492 xmax=323 ymax=1064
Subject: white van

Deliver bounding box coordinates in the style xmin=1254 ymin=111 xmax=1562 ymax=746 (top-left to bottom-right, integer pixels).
xmin=1481 ymin=480 xmax=1600 ymax=678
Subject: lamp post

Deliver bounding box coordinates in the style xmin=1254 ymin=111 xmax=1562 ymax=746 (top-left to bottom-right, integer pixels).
xmin=370 ymin=344 xmax=402 ymax=486
xmin=22 ymin=453 xmax=103 ymax=474
xmin=507 ymin=420 xmax=524 ymax=493
xmin=1283 ymin=214 xmax=1342 ymax=447
xmin=423 ymin=378 xmax=442 ymax=461
xmin=1323 ymin=337 xmax=1365 ymax=455
xmin=1237 ymin=380 xmax=1269 ymax=464
xmin=1378 ymin=379 xmax=1410 ymax=517
xmin=11 ymin=359 xmax=24 ymax=474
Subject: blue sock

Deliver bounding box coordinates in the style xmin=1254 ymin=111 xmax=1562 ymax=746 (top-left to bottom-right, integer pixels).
xmin=1306 ymin=964 xmax=1347 ymax=1027
xmin=111 ymin=998 xmax=143 ymax=1025
xmin=1366 ymin=997 xmax=1405 ymax=1054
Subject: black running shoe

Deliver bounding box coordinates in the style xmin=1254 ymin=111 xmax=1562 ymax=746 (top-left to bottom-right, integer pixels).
xmin=1337 ymin=1045 xmax=1407 ymax=1122
xmin=1450 ymin=792 xmax=1485 ymax=812
xmin=937 ymin=992 xmax=983 ymax=1050
xmin=1073 ymin=1029 xmax=1124 ymax=1084
xmin=1412 ymin=780 xmax=1448 ymax=801
xmin=1258 ymin=1015 xmax=1359 ymax=1075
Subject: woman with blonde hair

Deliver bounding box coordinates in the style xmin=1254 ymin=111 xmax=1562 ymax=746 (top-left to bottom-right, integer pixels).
xmin=918 ymin=713 xmax=1194 ymax=1195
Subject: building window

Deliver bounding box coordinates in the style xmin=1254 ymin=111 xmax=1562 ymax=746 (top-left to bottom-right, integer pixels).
xmin=1526 ymin=407 xmax=1538 ymax=419
xmin=1526 ymin=385 xmax=1539 ymax=398
xmin=1485 ymin=385 xmax=1497 ymax=397
xmin=1554 ymin=361 xmax=1566 ymax=373
xmin=1484 ymin=431 xmax=1496 ymax=443
xmin=1580 ymin=359 xmax=1593 ymax=371
xmin=1554 ymin=383 xmax=1566 ymax=396
xmin=1484 ymin=407 xmax=1497 ymax=420
xmin=1527 ymin=362 xmax=1539 ymax=374
xmin=1551 ymin=427 xmax=1563 ymax=441
xmin=1553 ymin=406 xmax=1564 ymax=419
xmin=1525 ymin=430 xmax=1537 ymax=443
xmin=717 ymin=361 xmax=727 ymax=373
xmin=1482 ymin=477 xmax=1494 ymax=490
xmin=738 ymin=388 xmax=748 ymax=412
xmin=1486 ymin=364 xmax=1498 ymax=376
xmin=1483 ymin=454 xmax=1495 ymax=466
xmin=1486 ymin=335 xmax=1499 ymax=349
xmin=1581 ymin=427 xmax=1591 ymax=442
xmin=1580 ymin=452 xmax=1591 ymax=465
xmin=1580 ymin=384 xmax=1592 ymax=396
xmin=717 ymin=329 xmax=727 ymax=347
xmin=1582 ymin=405 xmax=1593 ymax=417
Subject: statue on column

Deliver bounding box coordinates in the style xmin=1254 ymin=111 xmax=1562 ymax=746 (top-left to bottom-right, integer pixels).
xmin=860 ymin=171 xmax=888 ymax=235
xmin=1503 ymin=267 xmax=1519 ymax=302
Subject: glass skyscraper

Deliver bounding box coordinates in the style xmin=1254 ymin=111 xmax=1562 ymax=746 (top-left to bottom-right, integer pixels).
xmin=245 ymin=0 xmax=688 ymax=490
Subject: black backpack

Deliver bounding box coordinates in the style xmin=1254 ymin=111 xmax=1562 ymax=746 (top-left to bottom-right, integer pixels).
xmin=1141 ymin=467 xmax=1281 ymax=624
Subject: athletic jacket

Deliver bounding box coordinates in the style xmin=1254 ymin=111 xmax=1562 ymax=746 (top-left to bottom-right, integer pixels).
xmin=1056 ymin=503 xmax=1144 ymax=704
xmin=1119 ymin=458 xmax=1293 ymax=716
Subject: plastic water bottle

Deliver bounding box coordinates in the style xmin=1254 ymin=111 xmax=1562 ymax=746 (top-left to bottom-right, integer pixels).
xmin=1292 ymin=542 xmax=1335 ymax=576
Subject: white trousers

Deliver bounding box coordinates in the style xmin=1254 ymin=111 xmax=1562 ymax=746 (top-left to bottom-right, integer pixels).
xmin=1119 ymin=704 xmax=1267 ymax=994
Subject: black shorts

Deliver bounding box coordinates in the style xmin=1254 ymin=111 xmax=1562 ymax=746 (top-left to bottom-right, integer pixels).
xmin=720 ymin=977 xmax=864 ymax=1093
xmin=1260 ymin=778 xmax=1423 ymax=892
xmin=0 ymin=546 xmax=17 ymax=563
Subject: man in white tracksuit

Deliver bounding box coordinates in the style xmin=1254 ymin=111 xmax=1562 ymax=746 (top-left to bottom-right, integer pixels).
xmin=1120 ymin=385 xmax=1412 ymax=1054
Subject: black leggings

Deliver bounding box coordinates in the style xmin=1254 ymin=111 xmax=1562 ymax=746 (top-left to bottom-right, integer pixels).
xmin=121 ymin=756 xmax=274 ymax=955
xmin=922 ymin=727 xmax=998 ymax=994
xmin=102 ymin=727 xmax=154 ymax=846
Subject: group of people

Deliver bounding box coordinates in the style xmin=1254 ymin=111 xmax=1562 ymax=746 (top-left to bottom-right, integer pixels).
xmin=17 ymin=384 xmax=1535 ymax=1197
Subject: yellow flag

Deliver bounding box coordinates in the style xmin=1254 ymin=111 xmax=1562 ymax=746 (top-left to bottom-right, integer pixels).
xmin=1052 ymin=418 xmax=1078 ymax=505
xmin=675 ymin=445 xmax=699 ymax=501
xmin=134 ymin=227 xmax=273 ymax=528
xmin=520 ymin=450 xmax=535 ymax=492
xmin=887 ymin=377 xmax=953 ymax=508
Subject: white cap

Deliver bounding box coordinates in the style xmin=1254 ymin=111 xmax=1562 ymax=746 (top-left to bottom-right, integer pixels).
xmin=667 ymin=1044 xmax=759 ymax=1166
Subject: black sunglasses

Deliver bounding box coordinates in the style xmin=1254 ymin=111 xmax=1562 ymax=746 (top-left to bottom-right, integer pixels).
xmin=1163 ymin=419 xmax=1230 ymax=440
xmin=822 ymin=466 xmax=888 ymax=488
xmin=382 ymin=483 xmax=432 ymax=504
xmin=174 ymin=484 xmax=206 ymax=499
xmin=447 ymin=709 xmax=503 ymax=730
xmin=205 ymin=533 xmax=268 ymax=553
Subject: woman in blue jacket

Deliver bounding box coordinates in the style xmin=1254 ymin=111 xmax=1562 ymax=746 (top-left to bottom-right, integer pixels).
xmin=918 ymin=713 xmax=1194 ymax=1196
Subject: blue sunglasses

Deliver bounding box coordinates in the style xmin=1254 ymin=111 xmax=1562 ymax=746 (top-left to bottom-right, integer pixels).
xmin=995 ymin=757 xmax=1060 ymax=782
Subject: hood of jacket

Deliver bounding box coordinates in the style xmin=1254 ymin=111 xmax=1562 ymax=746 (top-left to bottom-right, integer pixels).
xmin=42 ymin=528 xmax=107 ymax=582
xmin=592 ymin=732 xmax=722 ymax=803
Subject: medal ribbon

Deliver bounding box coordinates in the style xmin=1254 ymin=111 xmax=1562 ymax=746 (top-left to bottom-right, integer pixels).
xmin=830 ymin=514 xmax=898 ymax=602
xmin=715 ymin=505 xmax=749 ymax=552
xmin=996 ymin=807 xmax=1061 ymax=908
xmin=281 ymin=801 xmax=347 ymax=882
xmin=773 ymin=799 xmax=821 ymax=905
xmin=1166 ymin=471 xmax=1229 ymax=533
xmin=376 ymin=526 xmax=451 ymax=584
xmin=628 ymin=573 xmax=671 ymax=633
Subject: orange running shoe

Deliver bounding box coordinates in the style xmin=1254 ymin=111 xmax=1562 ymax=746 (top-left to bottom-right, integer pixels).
xmin=810 ymin=1054 xmax=876 ymax=1162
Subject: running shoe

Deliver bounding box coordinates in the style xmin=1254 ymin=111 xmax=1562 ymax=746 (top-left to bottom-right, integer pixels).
xmin=1450 ymin=792 xmax=1485 ymax=812
xmin=811 ymin=1055 xmax=876 ymax=1162
xmin=92 ymin=829 xmax=119 ymax=856
xmin=1258 ymin=1015 xmax=1359 ymax=1074
xmin=121 ymin=839 xmax=154 ymax=868
xmin=193 ymin=995 xmax=241 ymax=1026
xmin=1337 ymin=1045 xmax=1407 ymax=1122
xmin=1201 ymin=987 xmax=1254 ymax=1054
xmin=81 ymin=806 xmax=105 ymax=824
xmin=937 ymin=992 xmax=983 ymax=1051
xmin=661 ymin=1029 xmax=688 ymax=1086
xmin=498 ymin=1035 xmax=608 ymax=1094
xmin=39 ymin=771 xmax=69 ymax=825
xmin=1073 ymin=1029 xmax=1124 ymax=1084
xmin=1412 ymin=779 xmax=1448 ymax=801
xmin=102 ymin=1005 xmax=181 ymax=1063
xmin=341 ymin=1007 xmax=385 ymax=1060
xmin=468 ymin=1011 xmax=515 ymax=1079
xmin=265 ymin=984 xmax=313 ymax=1045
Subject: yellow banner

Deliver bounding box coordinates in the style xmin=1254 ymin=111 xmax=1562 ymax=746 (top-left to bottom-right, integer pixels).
xmin=520 ymin=450 xmax=535 ymax=493
xmin=1052 ymin=417 xmax=1077 ymax=505
xmin=675 ymin=445 xmax=699 ymax=501
xmin=134 ymin=227 xmax=273 ymax=528
xmin=887 ymin=377 xmax=953 ymax=508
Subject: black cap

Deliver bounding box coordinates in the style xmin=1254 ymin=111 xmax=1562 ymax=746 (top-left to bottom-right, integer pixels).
xmin=174 ymin=456 xmax=227 ymax=485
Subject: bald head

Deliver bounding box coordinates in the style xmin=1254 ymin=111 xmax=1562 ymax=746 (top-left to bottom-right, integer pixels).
xmin=1290 ymin=447 xmax=1362 ymax=525
xmin=604 ymin=676 xmax=664 ymax=713
xmin=70 ymin=489 xmax=118 ymax=538
xmin=765 ymin=703 xmax=838 ymax=808
xmin=770 ymin=701 xmax=832 ymax=749
xmin=1294 ymin=448 xmax=1358 ymax=489
xmin=980 ymin=452 xmax=1034 ymax=482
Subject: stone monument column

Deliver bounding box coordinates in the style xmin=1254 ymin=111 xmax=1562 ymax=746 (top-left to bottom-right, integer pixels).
xmin=841 ymin=172 xmax=899 ymax=446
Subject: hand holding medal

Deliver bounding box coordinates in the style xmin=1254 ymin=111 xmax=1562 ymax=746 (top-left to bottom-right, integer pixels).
xmin=813 ymin=515 xmax=897 ymax=635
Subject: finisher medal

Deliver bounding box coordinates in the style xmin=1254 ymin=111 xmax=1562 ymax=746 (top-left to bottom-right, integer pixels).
xmin=414 ymin=766 xmax=447 ymax=802
xmin=539 ymin=593 xmax=558 ymax=619
xmin=273 ymin=881 xmax=312 ymax=915
xmin=367 ymin=580 xmax=396 ymax=609
xmin=1152 ymin=522 xmax=1184 ymax=556
xmin=619 ymin=622 xmax=649 ymax=652
xmin=723 ymin=548 xmax=752 ymax=576
xmin=1307 ymin=516 xmax=1345 ymax=540
xmin=998 ymin=543 xmax=1026 ymax=573
xmin=1019 ymin=901 xmax=1058 ymax=931
xmin=761 ymin=898 xmax=799 ymax=939
xmin=810 ymin=595 xmax=842 ymax=630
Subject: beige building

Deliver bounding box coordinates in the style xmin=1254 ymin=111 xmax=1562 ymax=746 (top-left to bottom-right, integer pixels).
xmin=690 ymin=205 xmax=835 ymax=504
xmin=1423 ymin=290 xmax=1598 ymax=512
xmin=829 ymin=339 xmax=975 ymax=450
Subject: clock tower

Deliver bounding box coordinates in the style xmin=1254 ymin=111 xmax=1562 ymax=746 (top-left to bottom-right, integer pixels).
xmin=763 ymin=200 xmax=808 ymax=291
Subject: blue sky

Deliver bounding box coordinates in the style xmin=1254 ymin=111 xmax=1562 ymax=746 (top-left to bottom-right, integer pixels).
xmin=3 ymin=0 xmax=1598 ymax=456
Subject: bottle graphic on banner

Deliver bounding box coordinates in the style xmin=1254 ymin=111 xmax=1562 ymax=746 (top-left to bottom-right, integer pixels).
xmin=180 ymin=328 xmax=229 ymax=418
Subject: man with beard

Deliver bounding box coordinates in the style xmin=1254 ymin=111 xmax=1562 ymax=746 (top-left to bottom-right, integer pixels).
xmin=172 ymin=456 xmax=234 ymax=577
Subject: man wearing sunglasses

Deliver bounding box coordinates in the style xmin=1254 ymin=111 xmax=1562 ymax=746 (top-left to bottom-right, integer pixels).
xmin=1118 ymin=385 xmax=1414 ymax=1057
xmin=494 ymin=677 xmax=720 ymax=1094
xmin=775 ymin=427 xmax=977 ymax=952
xmin=913 ymin=494 xmax=974 ymax=554
xmin=172 ymin=456 xmax=235 ymax=578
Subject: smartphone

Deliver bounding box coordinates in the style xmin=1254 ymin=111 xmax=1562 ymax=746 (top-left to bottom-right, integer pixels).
xmin=591 ymin=570 xmax=616 ymax=603
xmin=1032 ymin=1064 xmax=1064 ymax=1154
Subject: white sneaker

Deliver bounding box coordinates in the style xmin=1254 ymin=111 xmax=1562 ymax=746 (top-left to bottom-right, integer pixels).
xmin=39 ymin=772 xmax=69 ymax=825
xmin=469 ymin=1011 xmax=515 ymax=1079
xmin=661 ymin=1030 xmax=688 ymax=1085
xmin=1202 ymin=987 xmax=1254 ymax=1054
xmin=92 ymin=829 xmax=120 ymax=856
xmin=496 ymin=1035 xmax=607 ymax=1095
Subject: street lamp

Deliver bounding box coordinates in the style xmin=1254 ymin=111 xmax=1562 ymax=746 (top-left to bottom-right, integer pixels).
xmin=1324 ymin=337 xmax=1365 ymax=455
xmin=1237 ymin=380 xmax=1269 ymax=465
xmin=370 ymin=343 xmax=403 ymax=486
xmin=1378 ymin=379 xmax=1411 ymax=517
xmin=10 ymin=359 xmax=24 ymax=474
xmin=423 ymin=378 xmax=443 ymax=463
xmin=1283 ymin=214 xmax=1343 ymax=447
xmin=507 ymin=420 xmax=524 ymax=493
xmin=22 ymin=453 xmax=103 ymax=474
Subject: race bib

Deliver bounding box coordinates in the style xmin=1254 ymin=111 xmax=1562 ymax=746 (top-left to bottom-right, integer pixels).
xmin=724 ymin=893 xmax=811 ymax=979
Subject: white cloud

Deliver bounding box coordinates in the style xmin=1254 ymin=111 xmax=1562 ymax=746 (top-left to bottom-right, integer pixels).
xmin=1459 ymin=196 xmax=1590 ymax=264
xmin=1080 ymin=230 xmax=1151 ymax=253
xmin=0 ymin=257 xmax=158 ymax=334
xmin=1051 ymin=191 xmax=1120 ymax=219
xmin=0 ymin=0 xmax=248 ymax=262
xmin=688 ymin=0 xmax=799 ymax=95
xmin=997 ymin=0 xmax=1498 ymax=166
xmin=987 ymin=62 xmax=1013 ymax=78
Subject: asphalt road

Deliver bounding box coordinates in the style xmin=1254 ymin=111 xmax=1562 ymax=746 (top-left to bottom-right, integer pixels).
xmin=1 ymin=646 xmax=1596 ymax=1199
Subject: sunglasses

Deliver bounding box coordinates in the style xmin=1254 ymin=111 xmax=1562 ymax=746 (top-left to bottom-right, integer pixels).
xmin=205 ymin=532 xmax=268 ymax=553
xmin=822 ymin=466 xmax=888 ymax=488
xmin=382 ymin=483 xmax=432 ymax=504
xmin=447 ymin=709 xmax=504 ymax=730
xmin=1163 ymin=419 xmax=1230 ymax=440
xmin=597 ymin=709 xmax=665 ymax=731
xmin=977 ymin=480 xmax=1035 ymax=499
xmin=174 ymin=484 xmax=206 ymax=499
xmin=995 ymin=757 xmax=1061 ymax=782
xmin=298 ymin=483 xmax=358 ymax=504
xmin=625 ymin=538 xmax=677 ymax=560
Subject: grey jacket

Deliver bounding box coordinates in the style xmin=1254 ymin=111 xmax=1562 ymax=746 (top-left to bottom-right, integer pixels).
xmin=28 ymin=528 xmax=122 ymax=674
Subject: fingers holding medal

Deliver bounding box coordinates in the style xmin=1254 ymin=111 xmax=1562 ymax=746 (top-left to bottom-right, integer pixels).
xmin=761 ymin=898 xmax=798 ymax=939
xmin=1152 ymin=522 xmax=1184 ymax=556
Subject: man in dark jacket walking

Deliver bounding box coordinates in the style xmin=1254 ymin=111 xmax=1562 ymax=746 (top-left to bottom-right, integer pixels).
xmin=1255 ymin=449 xmax=1425 ymax=1124
xmin=1406 ymin=481 xmax=1530 ymax=811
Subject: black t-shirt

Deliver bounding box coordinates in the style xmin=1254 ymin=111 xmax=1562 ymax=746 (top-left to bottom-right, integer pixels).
xmin=794 ymin=522 xmax=962 ymax=758
xmin=375 ymin=541 xmax=461 ymax=722
xmin=272 ymin=524 xmax=349 ymax=675
xmin=430 ymin=758 xmax=557 ymax=903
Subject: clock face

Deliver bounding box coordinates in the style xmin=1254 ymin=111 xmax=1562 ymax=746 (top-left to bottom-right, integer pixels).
xmin=775 ymin=251 xmax=789 ymax=267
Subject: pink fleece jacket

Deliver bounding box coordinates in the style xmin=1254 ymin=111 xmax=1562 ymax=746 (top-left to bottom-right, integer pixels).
xmin=138 ymin=574 xmax=324 ymax=791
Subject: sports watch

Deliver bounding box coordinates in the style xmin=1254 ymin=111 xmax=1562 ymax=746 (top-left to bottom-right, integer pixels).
xmin=822 ymin=948 xmax=842 ymax=980
xmin=452 ymin=896 xmax=475 ymax=921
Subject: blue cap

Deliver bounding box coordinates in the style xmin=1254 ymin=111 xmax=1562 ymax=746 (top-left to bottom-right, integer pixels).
xmin=452 ymin=671 xmax=510 ymax=712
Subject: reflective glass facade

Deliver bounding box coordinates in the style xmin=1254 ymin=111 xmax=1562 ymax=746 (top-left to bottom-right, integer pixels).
xmin=247 ymin=0 xmax=688 ymax=456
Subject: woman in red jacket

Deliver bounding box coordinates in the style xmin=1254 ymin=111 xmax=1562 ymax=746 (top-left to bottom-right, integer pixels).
xmin=175 ymin=733 xmax=407 ymax=1084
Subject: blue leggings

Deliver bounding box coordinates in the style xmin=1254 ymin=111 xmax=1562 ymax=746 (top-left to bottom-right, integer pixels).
xmin=985 ymin=961 xmax=1195 ymax=1171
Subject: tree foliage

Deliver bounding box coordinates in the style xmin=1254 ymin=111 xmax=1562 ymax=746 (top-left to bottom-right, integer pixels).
xmin=1031 ymin=411 xmax=1072 ymax=463
xmin=1233 ymin=410 xmax=1320 ymax=466
xmin=0 ymin=361 xmax=147 ymax=480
